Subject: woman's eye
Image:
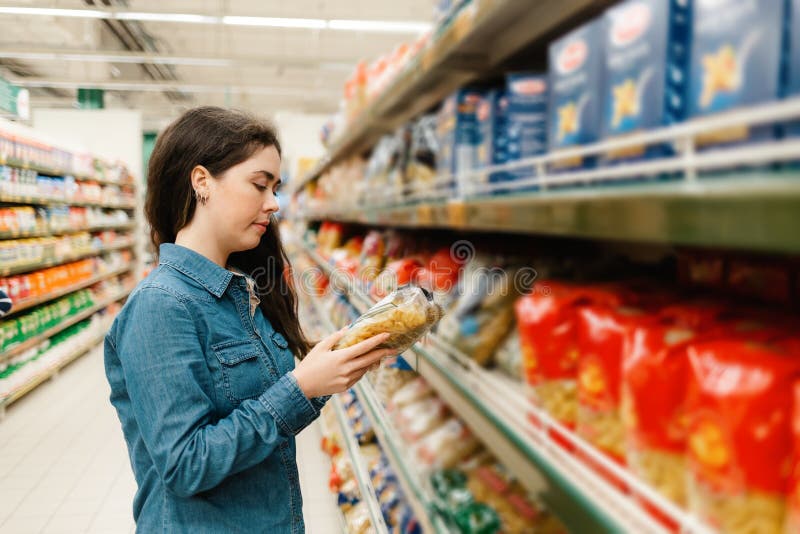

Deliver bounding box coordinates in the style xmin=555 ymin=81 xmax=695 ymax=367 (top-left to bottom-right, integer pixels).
xmin=254 ymin=183 xmax=267 ymax=192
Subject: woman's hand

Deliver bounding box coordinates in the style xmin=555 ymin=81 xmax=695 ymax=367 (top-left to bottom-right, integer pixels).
xmin=291 ymin=329 xmax=393 ymax=399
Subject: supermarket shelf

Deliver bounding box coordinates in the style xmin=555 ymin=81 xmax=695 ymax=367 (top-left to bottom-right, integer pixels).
xmin=293 ymin=98 xmax=800 ymax=253
xmin=301 ymin=287 xmax=447 ymax=534
xmin=298 ymin=173 xmax=800 ymax=253
xmin=0 ymin=287 xmax=132 ymax=364
xmin=355 ymin=381 xmax=452 ymax=534
xmin=7 ymin=265 xmax=131 ymax=316
xmin=0 ymin=328 xmax=107 ymax=414
xmin=1 ymin=158 xmax=137 ymax=188
xmin=0 ymin=222 xmax=135 ymax=240
xmin=330 ymin=394 xmax=390 ymax=534
xmin=0 ymin=193 xmax=136 ymax=210
xmin=291 ymin=0 xmax=608 ymax=193
xmin=1 ymin=240 xmax=135 ymax=277
xmin=314 ymin=393 xmax=352 ymax=534
xmin=299 ymin=238 xmax=715 ymax=534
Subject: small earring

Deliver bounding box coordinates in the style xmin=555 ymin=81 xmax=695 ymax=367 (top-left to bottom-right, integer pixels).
xmin=194 ymin=189 xmax=208 ymax=205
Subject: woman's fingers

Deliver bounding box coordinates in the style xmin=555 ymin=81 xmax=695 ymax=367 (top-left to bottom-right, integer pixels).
xmin=315 ymin=327 xmax=348 ymax=351
xmin=339 ymin=332 xmax=390 ymax=358
xmin=350 ymin=348 xmax=394 ymax=373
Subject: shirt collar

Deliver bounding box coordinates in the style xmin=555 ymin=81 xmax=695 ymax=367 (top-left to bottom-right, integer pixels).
xmin=158 ymin=243 xmax=234 ymax=298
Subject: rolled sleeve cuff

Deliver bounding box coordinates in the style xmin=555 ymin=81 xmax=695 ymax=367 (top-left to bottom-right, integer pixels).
xmin=259 ymin=373 xmax=318 ymax=436
xmin=311 ymin=395 xmax=331 ymax=412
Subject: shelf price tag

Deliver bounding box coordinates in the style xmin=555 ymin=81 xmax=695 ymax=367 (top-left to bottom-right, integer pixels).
xmin=416 ymin=204 xmax=433 ymax=225
xmin=447 ymin=199 xmax=468 ymax=228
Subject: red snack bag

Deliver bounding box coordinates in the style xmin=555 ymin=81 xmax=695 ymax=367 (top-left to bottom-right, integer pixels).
xmin=686 ymin=340 xmax=800 ymax=534
xmin=785 ymin=382 xmax=800 ymax=534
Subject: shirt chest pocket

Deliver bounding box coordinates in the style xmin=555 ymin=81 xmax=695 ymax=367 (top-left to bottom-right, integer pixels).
xmin=212 ymin=339 xmax=271 ymax=405
xmin=269 ymin=331 xmax=295 ymax=375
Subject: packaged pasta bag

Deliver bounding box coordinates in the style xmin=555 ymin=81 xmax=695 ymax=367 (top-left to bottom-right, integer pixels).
xmin=576 ymin=304 xmax=646 ymax=481
xmin=686 ymin=339 xmax=800 ymax=534
xmin=622 ymin=321 xmax=698 ymax=515
xmin=437 ymin=261 xmax=521 ymax=367
xmin=370 ymin=258 xmax=424 ymax=300
xmin=388 ymin=377 xmax=433 ymax=411
xmin=359 ymin=230 xmax=386 ymax=282
xmin=395 ymin=396 xmax=450 ymax=442
xmin=784 ymin=382 xmax=800 ymax=534
xmin=415 ymin=418 xmax=482 ymax=470
xmin=416 ymin=246 xmax=467 ymax=312
xmin=494 ymin=327 xmax=523 ymax=382
xmin=335 ymin=285 xmax=444 ymax=355
xmin=515 ymin=282 xmax=627 ymax=437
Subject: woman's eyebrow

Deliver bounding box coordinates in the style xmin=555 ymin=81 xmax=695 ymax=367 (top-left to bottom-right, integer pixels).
xmin=251 ymin=170 xmax=277 ymax=182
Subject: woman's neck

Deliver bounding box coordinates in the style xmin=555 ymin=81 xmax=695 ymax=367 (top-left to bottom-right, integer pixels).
xmin=175 ymin=220 xmax=229 ymax=268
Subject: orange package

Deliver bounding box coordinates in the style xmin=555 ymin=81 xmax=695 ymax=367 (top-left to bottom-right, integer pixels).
xmin=686 ymin=339 xmax=800 ymax=534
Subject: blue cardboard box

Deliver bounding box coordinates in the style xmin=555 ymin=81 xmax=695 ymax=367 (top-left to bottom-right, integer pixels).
xmin=688 ymin=0 xmax=787 ymax=144
xmin=437 ymin=87 xmax=486 ymax=193
xmin=506 ymin=73 xmax=548 ymax=181
xmin=548 ymin=18 xmax=605 ymax=169
xmin=476 ymin=88 xmax=511 ymax=187
xmin=784 ymin=0 xmax=800 ymax=136
xmin=602 ymin=0 xmax=692 ymax=159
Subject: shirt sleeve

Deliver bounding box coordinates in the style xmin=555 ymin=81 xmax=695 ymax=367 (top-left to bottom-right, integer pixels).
xmin=114 ymin=285 xmax=320 ymax=498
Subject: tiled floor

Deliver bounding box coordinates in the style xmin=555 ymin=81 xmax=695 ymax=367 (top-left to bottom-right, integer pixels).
xmin=0 ymin=344 xmax=342 ymax=534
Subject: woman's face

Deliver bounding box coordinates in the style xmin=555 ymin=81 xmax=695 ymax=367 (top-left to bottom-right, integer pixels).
xmin=207 ymin=144 xmax=282 ymax=254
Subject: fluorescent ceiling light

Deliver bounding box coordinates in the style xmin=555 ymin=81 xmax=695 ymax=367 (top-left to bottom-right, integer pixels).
xmin=328 ymin=19 xmax=431 ymax=33
xmin=0 ymin=7 xmax=106 ymax=18
xmin=222 ymin=16 xmax=326 ymax=29
xmin=0 ymin=7 xmax=431 ymax=33
xmin=114 ymin=12 xmax=218 ymax=24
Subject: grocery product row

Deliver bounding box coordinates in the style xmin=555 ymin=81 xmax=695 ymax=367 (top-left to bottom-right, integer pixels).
xmin=297 ymin=273 xmax=565 ymax=534
xmin=0 ymin=205 xmax=133 ymax=239
xmin=0 ymin=266 xmax=134 ymax=362
xmin=0 ymin=128 xmax=134 ymax=186
xmin=295 ymin=0 xmax=800 ymax=238
xmin=1 ymin=253 xmax=132 ymax=314
xmin=0 ymin=294 xmax=126 ymax=414
xmin=1 ymin=166 xmax=137 ymax=209
xmin=286 ymin=219 xmax=800 ymax=534
xmin=0 ymin=230 xmax=134 ymax=277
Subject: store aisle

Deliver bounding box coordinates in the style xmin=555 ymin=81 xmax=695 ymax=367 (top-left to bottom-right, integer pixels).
xmin=0 ymin=344 xmax=341 ymax=534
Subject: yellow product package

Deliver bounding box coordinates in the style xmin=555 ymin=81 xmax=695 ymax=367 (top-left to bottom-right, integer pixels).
xmin=335 ymin=285 xmax=445 ymax=354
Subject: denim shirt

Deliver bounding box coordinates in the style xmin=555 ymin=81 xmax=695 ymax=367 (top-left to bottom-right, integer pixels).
xmin=104 ymin=243 xmax=328 ymax=533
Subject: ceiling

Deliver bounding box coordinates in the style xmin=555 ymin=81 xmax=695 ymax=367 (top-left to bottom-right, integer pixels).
xmin=0 ymin=0 xmax=432 ymax=130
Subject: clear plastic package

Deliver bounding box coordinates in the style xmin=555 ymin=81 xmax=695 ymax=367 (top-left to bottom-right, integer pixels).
xmin=335 ymin=285 xmax=444 ymax=354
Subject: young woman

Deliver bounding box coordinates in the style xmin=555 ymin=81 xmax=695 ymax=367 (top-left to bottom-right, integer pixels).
xmin=104 ymin=107 xmax=391 ymax=533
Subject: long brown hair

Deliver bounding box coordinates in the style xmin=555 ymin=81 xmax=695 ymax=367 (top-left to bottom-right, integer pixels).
xmin=145 ymin=106 xmax=309 ymax=357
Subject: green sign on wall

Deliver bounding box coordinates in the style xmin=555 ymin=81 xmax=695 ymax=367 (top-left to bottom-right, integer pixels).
xmin=0 ymin=76 xmax=29 ymax=119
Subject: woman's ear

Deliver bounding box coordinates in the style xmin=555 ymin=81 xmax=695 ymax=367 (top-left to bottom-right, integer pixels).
xmin=191 ymin=165 xmax=212 ymax=202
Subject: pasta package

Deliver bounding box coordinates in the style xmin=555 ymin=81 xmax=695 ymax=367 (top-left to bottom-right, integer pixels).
xmin=335 ymin=285 xmax=444 ymax=354
xmin=359 ymin=230 xmax=386 ymax=282
xmin=395 ymin=397 xmax=450 ymax=443
xmin=415 ymin=418 xmax=482 ymax=470
xmin=437 ymin=261 xmax=522 ymax=367
xmin=622 ymin=317 xmax=706 ymax=509
xmin=577 ymin=304 xmax=645 ymax=466
xmin=686 ymin=340 xmax=800 ymax=534
xmin=515 ymin=282 xmax=626 ymax=431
